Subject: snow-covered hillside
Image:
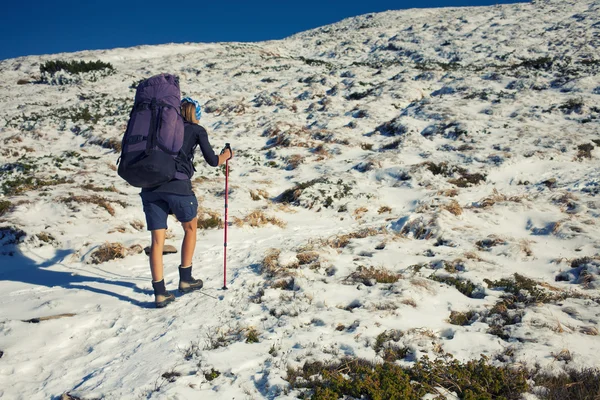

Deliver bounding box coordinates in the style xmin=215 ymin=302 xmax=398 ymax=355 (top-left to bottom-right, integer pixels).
xmin=1 ymin=0 xmax=599 ymax=398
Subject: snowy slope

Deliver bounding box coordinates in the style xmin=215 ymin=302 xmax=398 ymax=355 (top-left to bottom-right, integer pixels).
xmin=1 ymin=0 xmax=599 ymax=398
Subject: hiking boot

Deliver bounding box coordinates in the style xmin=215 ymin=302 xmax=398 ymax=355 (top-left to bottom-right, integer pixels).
xmin=155 ymin=291 xmax=175 ymax=308
xmin=178 ymin=265 xmax=203 ymax=294
xmin=152 ymin=279 xmax=175 ymax=308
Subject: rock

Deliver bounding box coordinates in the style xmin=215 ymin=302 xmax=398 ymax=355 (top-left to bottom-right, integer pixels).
xmin=143 ymin=245 xmax=178 ymax=255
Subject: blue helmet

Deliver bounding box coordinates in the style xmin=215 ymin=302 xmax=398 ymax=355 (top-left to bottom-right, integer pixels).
xmin=181 ymin=97 xmax=202 ymax=121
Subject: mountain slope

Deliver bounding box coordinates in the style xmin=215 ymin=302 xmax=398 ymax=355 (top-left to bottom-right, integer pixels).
xmin=0 ymin=0 xmax=599 ymax=398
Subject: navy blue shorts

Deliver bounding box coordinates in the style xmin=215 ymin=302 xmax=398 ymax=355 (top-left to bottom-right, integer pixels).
xmin=140 ymin=192 xmax=198 ymax=231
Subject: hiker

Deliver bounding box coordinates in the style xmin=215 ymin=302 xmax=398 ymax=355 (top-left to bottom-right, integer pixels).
xmin=140 ymin=96 xmax=233 ymax=308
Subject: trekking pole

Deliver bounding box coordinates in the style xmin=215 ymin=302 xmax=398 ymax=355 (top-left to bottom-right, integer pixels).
xmin=222 ymin=143 xmax=231 ymax=290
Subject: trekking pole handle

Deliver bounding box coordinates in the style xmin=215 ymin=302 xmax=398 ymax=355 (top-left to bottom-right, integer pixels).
xmin=221 ymin=143 xmax=232 ymax=160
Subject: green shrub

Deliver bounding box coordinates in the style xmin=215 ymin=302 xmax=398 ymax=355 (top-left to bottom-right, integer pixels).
xmin=39 ymin=59 xmax=114 ymax=75
xmin=288 ymin=355 xmax=530 ymax=400
xmin=2 ymin=175 xmax=72 ymax=196
xmin=535 ymin=367 xmax=600 ymax=399
xmin=484 ymin=273 xmax=559 ymax=304
xmin=410 ymin=355 xmax=529 ymax=399
xmin=288 ymin=359 xmax=422 ymax=400
xmin=204 ymin=368 xmax=221 ymax=381
xmin=431 ymin=275 xmax=480 ymax=298
xmin=246 ymin=327 xmax=259 ymax=343
xmin=449 ymin=310 xmax=477 ymax=326
xmin=0 ymin=200 xmax=12 ymax=217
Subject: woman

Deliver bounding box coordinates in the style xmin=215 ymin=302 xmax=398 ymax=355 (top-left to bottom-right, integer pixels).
xmin=141 ymin=97 xmax=233 ymax=308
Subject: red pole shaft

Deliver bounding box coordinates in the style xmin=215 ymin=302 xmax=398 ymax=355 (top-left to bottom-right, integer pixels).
xmin=223 ymin=159 xmax=229 ymax=289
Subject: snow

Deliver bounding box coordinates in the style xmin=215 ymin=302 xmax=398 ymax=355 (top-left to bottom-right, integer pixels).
xmin=1 ymin=0 xmax=600 ymax=398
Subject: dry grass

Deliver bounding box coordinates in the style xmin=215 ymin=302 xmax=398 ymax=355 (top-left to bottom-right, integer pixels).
xmin=464 ymin=251 xmax=484 ymax=261
xmin=285 ymin=154 xmax=305 ymax=170
xmin=250 ymin=189 xmax=270 ymax=201
xmin=346 ymin=265 xmax=401 ymax=285
xmin=438 ymin=188 xmax=459 ymax=197
xmin=353 ymin=207 xmax=368 ymax=220
xmin=409 ymin=278 xmax=436 ymax=293
xmin=551 ymin=349 xmax=572 ymax=362
xmin=580 ymin=326 xmax=599 ymax=336
xmin=442 ymin=200 xmax=463 ymax=216
xmin=520 ymin=239 xmax=534 ymax=257
xmin=90 ymin=242 xmax=128 ymax=264
xmin=261 ymin=248 xmax=298 ymax=277
xmin=401 ymin=298 xmax=417 ymax=308
xmin=130 ymin=219 xmax=145 ymax=231
xmin=377 ymin=206 xmax=392 ymax=214
xmin=60 ymin=195 xmax=127 ymax=216
xmin=296 ymin=251 xmax=320 ymax=265
xmin=197 ymin=208 xmax=223 ymax=229
xmin=81 ymin=183 xmax=119 ymax=193
xmin=470 ymin=189 xmax=526 ymax=209
xmin=108 ymin=226 xmax=128 ymax=234
xmin=232 ymin=210 xmax=286 ymax=228
xmin=325 ymin=226 xmax=385 ymax=249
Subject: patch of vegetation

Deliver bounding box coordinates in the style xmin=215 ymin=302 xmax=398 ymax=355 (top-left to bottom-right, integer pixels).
xmin=476 ymin=236 xmax=506 ymax=251
xmin=288 ymin=354 xmax=530 ymax=400
xmin=534 ymin=367 xmax=600 ymax=400
xmin=559 ymin=98 xmax=584 ymax=114
xmin=296 ymin=251 xmax=320 ymax=265
xmin=2 ymin=175 xmax=72 ymax=196
xmin=246 ymin=327 xmax=260 ymax=343
xmin=346 ymin=265 xmax=401 ymax=286
xmin=204 ymin=368 xmax=221 ymax=382
xmin=576 ymin=143 xmax=594 ymax=159
xmin=555 ymin=257 xmax=600 ymax=288
xmin=36 ymin=232 xmax=56 ymax=244
xmin=511 ymin=56 xmax=554 ymax=71
xmin=276 ymin=178 xmax=326 ymax=204
xmin=414 ymin=61 xmax=462 ymax=71
xmin=449 ymin=173 xmax=486 ymax=188
xmin=346 ymin=87 xmax=377 ymax=101
xmin=297 ymin=57 xmax=335 ymax=70
xmin=449 ymin=310 xmax=477 ymax=326
xmin=60 ymin=195 xmax=126 ymax=216
xmin=261 ymin=248 xmax=299 ymax=277
xmin=197 ymin=209 xmax=223 ymax=229
xmin=0 ymin=226 xmax=27 ymax=245
xmin=40 ymin=59 xmax=115 ymax=75
xmin=380 ymin=139 xmax=403 ymax=151
xmin=232 ymin=210 xmax=286 ymax=228
xmin=430 ymin=275 xmax=481 ymax=298
xmin=161 ymin=370 xmax=181 ymax=383
xmin=484 ymin=273 xmax=560 ymax=304
xmin=90 ymin=242 xmax=127 ymax=264
xmin=326 ymin=227 xmax=384 ymax=249
xmin=0 ymin=200 xmax=12 ymax=217
xmin=374 ymin=330 xmax=410 ymax=362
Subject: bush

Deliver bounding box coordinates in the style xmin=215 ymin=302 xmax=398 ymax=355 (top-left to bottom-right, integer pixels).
xmin=288 ymin=355 xmax=530 ymax=400
xmin=0 ymin=200 xmax=12 ymax=217
xmin=484 ymin=273 xmax=560 ymax=304
xmin=430 ymin=275 xmax=482 ymax=298
xmin=40 ymin=59 xmax=114 ymax=75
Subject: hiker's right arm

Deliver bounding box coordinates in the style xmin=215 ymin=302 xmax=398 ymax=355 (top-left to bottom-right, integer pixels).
xmin=196 ymin=126 xmax=220 ymax=167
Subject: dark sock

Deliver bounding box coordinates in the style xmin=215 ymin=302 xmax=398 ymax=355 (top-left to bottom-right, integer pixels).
xmin=152 ymin=279 xmax=167 ymax=295
xmin=179 ymin=265 xmax=192 ymax=282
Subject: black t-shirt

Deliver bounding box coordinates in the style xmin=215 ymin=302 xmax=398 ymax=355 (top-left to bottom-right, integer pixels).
xmin=141 ymin=122 xmax=219 ymax=195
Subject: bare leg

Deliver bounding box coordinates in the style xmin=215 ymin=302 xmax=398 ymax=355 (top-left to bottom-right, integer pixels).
xmin=181 ymin=218 xmax=197 ymax=267
xmin=150 ymin=229 xmax=166 ymax=281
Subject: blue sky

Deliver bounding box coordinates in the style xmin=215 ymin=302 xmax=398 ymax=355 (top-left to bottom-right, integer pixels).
xmin=1 ymin=0 xmax=526 ymax=61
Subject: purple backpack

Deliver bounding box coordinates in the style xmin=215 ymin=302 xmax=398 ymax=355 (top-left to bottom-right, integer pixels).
xmin=117 ymin=74 xmax=186 ymax=188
